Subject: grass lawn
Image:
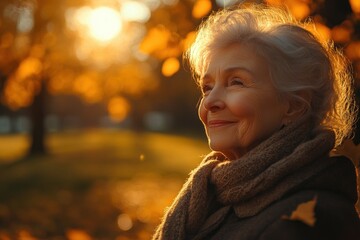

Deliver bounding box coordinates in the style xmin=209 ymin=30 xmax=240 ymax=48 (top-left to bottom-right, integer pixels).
xmin=0 ymin=129 xmax=209 ymax=240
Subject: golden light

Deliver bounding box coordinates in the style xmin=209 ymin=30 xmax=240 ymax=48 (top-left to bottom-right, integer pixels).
xmin=73 ymin=73 xmax=102 ymax=103
xmin=87 ymin=7 xmax=122 ymax=42
xmin=162 ymin=57 xmax=180 ymax=77
xmin=72 ymin=6 xmax=122 ymax=43
xmin=314 ymin=22 xmax=331 ymax=41
xmin=16 ymin=57 xmax=42 ymax=80
xmin=305 ymin=21 xmax=331 ymax=43
xmin=288 ymin=1 xmax=310 ymax=20
xmin=331 ymin=25 xmax=352 ymax=44
xmin=345 ymin=41 xmax=360 ymax=60
xmin=140 ymin=26 xmax=172 ymax=55
xmin=350 ymin=0 xmax=360 ymax=14
xmin=192 ymin=0 xmax=212 ymax=19
xmin=107 ymin=96 xmax=131 ymax=122
xmin=121 ymin=1 xmax=150 ymax=23
xmin=3 ymin=76 xmax=34 ymax=110
xmin=183 ymin=31 xmax=197 ymax=51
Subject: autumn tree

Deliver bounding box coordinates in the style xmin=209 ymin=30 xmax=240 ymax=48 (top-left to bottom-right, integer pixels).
xmin=0 ymin=0 xmax=159 ymax=156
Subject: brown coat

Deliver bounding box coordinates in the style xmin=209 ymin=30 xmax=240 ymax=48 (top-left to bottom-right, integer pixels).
xmin=191 ymin=156 xmax=360 ymax=240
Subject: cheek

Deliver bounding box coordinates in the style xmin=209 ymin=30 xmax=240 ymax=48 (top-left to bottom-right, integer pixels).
xmin=198 ymin=100 xmax=207 ymax=124
xmin=228 ymin=95 xmax=255 ymax=118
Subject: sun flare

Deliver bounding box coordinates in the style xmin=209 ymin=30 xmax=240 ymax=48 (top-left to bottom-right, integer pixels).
xmin=87 ymin=7 xmax=122 ymax=42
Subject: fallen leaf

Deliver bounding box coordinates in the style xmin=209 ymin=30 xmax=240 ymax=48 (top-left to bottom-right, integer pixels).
xmin=333 ymin=139 xmax=360 ymax=168
xmin=282 ymin=196 xmax=317 ymax=227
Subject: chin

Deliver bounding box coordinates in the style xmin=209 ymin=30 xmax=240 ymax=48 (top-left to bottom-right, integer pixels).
xmin=209 ymin=142 xmax=231 ymax=153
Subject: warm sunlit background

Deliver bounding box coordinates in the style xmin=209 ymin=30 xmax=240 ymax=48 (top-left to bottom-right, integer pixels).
xmin=0 ymin=0 xmax=360 ymax=239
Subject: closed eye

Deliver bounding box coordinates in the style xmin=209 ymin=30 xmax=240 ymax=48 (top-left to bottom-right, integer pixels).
xmin=201 ymin=84 xmax=212 ymax=95
xmin=229 ymin=78 xmax=245 ymax=87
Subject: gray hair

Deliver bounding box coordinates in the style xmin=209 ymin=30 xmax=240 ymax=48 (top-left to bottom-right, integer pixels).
xmin=185 ymin=5 xmax=357 ymax=147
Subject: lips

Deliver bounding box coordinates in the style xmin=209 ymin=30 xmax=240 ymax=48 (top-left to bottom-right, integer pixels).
xmin=207 ymin=120 xmax=237 ymax=128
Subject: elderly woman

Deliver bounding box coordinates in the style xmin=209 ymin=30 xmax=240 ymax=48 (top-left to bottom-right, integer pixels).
xmin=153 ymin=4 xmax=360 ymax=240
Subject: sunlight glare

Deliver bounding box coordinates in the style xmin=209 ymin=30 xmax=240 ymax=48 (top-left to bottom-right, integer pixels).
xmin=88 ymin=7 xmax=122 ymax=42
xmin=121 ymin=1 xmax=150 ymax=23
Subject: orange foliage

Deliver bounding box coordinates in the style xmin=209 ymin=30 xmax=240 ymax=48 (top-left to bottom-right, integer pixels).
xmin=73 ymin=72 xmax=103 ymax=103
xmin=107 ymin=96 xmax=130 ymax=122
xmin=2 ymin=57 xmax=43 ymax=110
xmin=13 ymin=35 xmax=31 ymax=58
xmin=287 ymin=0 xmax=310 ymax=20
xmin=113 ymin=63 xmax=159 ymax=96
xmin=16 ymin=57 xmax=42 ymax=80
xmin=331 ymin=23 xmax=352 ymax=44
xmin=266 ymin=0 xmax=311 ymax=20
xmin=0 ymin=33 xmax=14 ymax=49
xmin=42 ymin=31 xmax=57 ymax=48
xmin=30 ymin=45 xmax=45 ymax=59
xmin=139 ymin=25 xmax=182 ymax=60
xmin=192 ymin=0 xmax=212 ymax=19
xmin=182 ymin=31 xmax=197 ymax=51
xmin=162 ymin=57 xmax=180 ymax=77
xmin=345 ymin=41 xmax=360 ymax=61
xmin=47 ymin=69 xmax=75 ymax=94
xmin=139 ymin=26 xmax=172 ymax=55
xmin=2 ymin=76 xmax=36 ymax=110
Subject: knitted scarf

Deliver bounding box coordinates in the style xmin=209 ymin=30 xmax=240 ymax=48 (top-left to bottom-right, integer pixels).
xmin=152 ymin=116 xmax=336 ymax=240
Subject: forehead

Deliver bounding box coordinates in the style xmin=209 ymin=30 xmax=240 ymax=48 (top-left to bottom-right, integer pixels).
xmin=203 ymin=43 xmax=268 ymax=75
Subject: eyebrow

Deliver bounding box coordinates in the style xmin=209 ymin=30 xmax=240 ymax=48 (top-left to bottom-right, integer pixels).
xmin=224 ymin=66 xmax=255 ymax=76
xmin=202 ymin=66 xmax=255 ymax=82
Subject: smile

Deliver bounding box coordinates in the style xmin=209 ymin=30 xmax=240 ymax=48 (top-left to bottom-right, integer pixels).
xmin=207 ymin=120 xmax=237 ymax=128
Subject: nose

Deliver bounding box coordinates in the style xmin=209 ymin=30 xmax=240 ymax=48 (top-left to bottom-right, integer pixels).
xmin=203 ymin=87 xmax=225 ymax=112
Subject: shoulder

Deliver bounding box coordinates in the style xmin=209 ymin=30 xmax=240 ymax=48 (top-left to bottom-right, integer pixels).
xmin=258 ymin=190 xmax=360 ymax=240
xmin=209 ymin=190 xmax=360 ymax=240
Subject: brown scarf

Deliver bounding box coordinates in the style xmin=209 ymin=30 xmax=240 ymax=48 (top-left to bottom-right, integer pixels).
xmin=152 ymin=116 xmax=336 ymax=240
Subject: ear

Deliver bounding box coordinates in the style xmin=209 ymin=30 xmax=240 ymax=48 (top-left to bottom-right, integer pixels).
xmin=282 ymin=91 xmax=311 ymax=125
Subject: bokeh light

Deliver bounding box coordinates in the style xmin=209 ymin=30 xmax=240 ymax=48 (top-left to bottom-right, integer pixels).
xmin=121 ymin=1 xmax=151 ymax=23
xmin=107 ymin=96 xmax=131 ymax=122
xmin=75 ymin=6 xmax=122 ymax=43
xmin=89 ymin=7 xmax=122 ymax=42
xmin=192 ymin=0 xmax=212 ymax=19
xmin=350 ymin=0 xmax=360 ymax=14
xmin=161 ymin=57 xmax=180 ymax=77
xmin=117 ymin=213 xmax=133 ymax=231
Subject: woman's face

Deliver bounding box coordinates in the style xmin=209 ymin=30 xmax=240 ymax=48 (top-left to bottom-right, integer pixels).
xmin=198 ymin=44 xmax=289 ymax=159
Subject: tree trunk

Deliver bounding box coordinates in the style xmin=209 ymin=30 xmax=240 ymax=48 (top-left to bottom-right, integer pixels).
xmin=28 ymin=81 xmax=46 ymax=156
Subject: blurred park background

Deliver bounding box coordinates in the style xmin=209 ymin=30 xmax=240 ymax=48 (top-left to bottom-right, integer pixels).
xmin=0 ymin=0 xmax=360 ymax=239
